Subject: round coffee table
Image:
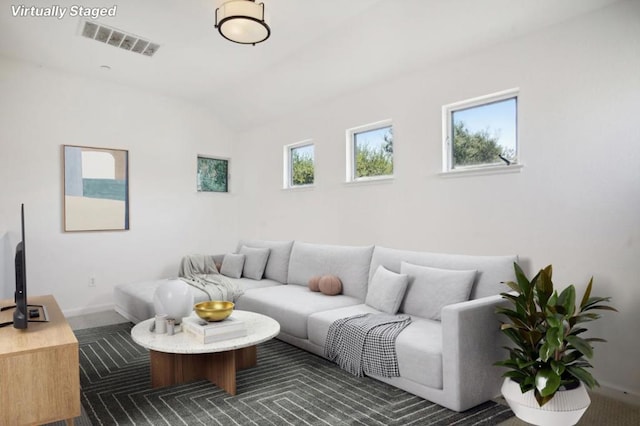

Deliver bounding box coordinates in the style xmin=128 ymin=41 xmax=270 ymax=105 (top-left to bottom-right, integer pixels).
xmin=131 ymin=310 xmax=279 ymax=395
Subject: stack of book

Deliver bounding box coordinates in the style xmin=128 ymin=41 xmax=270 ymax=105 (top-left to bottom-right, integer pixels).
xmin=182 ymin=315 xmax=247 ymax=344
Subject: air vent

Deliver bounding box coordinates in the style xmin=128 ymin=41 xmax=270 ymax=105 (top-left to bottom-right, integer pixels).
xmin=79 ymin=20 xmax=160 ymax=57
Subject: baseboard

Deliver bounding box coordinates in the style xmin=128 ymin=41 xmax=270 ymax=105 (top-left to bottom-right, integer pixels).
xmin=63 ymin=303 xmax=115 ymax=317
xmin=593 ymin=383 xmax=640 ymax=407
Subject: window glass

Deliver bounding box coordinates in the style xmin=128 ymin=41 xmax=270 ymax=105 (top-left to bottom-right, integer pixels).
xmin=451 ymin=97 xmax=517 ymax=169
xmin=350 ymin=124 xmax=393 ymax=180
xmin=289 ymin=144 xmax=314 ymax=187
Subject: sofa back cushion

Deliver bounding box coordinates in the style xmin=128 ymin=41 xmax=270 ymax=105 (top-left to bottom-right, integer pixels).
xmin=369 ymin=246 xmax=518 ymax=299
xmin=287 ymin=242 xmax=374 ymax=301
xmin=399 ymin=262 xmax=476 ymax=320
xmin=239 ymin=246 xmax=270 ymax=280
xmin=236 ymin=239 xmax=294 ymax=284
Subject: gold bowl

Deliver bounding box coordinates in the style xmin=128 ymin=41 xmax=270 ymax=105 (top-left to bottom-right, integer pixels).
xmin=193 ymin=301 xmax=234 ymax=322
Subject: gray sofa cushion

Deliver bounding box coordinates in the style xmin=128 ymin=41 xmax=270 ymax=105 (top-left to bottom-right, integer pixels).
xmin=394 ymin=316 xmax=444 ymax=389
xmin=239 ymin=246 xmax=270 ymax=280
xmin=220 ymin=253 xmax=245 ymax=279
xmin=369 ymin=246 xmax=518 ymax=299
xmin=400 ymin=262 xmax=476 ymax=320
xmin=287 ymin=242 xmax=374 ymax=301
xmin=365 ymin=265 xmax=409 ymax=314
xmin=234 ymin=285 xmax=361 ymax=339
xmin=236 ymin=239 xmax=294 ymax=284
xmin=307 ymin=304 xmax=443 ymax=389
xmin=232 ymin=277 xmax=282 ymax=292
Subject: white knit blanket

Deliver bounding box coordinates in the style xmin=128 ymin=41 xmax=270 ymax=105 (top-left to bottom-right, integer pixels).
xmin=178 ymin=255 xmax=243 ymax=302
xmin=324 ymin=313 xmax=411 ymax=378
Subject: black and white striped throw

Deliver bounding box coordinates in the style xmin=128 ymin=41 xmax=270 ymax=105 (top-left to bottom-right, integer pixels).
xmin=325 ymin=313 xmax=411 ymax=378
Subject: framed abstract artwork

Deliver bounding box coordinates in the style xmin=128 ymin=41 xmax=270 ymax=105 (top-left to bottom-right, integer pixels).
xmin=197 ymin=156 xmax=229 ymax=193
xmin=63 ymin=145 xmax=129 ymax=232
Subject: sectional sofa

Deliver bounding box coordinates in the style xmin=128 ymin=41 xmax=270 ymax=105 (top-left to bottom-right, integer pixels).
xmin=114 ymin=239 xmax=517 ymax=412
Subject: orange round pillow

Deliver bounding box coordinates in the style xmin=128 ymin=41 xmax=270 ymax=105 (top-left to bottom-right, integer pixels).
xmin=308 ymin=275 xmax=322 ymax=292
xmin=319 ymin=275 xmax=342 ymax=296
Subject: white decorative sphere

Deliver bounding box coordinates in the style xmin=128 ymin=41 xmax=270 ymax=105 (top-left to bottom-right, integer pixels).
xmin=153 ymin=279 xmax=194 ymax=324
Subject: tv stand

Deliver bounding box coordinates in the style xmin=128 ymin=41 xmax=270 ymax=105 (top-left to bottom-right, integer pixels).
xmin=0 ymin=303 xmax=49 ymax=328
xmin=0 ymin=295 xmax=80 ymax=425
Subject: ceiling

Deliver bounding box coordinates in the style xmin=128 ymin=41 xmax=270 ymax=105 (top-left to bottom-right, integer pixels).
xmin=0 ymin=0 xmax=621 ymax=131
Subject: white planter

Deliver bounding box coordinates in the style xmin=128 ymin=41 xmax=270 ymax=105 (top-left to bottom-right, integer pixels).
xmin=153 ymin=279 xmax=194 ymax=324
xmin=501 ymin=378 xmax=591 ymax=426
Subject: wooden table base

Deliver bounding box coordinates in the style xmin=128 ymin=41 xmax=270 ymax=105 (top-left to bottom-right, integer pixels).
xmin=149 ymin=346 xmax=257 ymax=395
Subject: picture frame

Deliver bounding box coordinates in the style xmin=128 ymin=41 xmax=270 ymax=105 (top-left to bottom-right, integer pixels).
xmin=197 ymin=156 xmax=229 ymax=193
xmin=63 ymin=145 xmax=129 ymax=232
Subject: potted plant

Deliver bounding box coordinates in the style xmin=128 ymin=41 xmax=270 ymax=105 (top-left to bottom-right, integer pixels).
xmin=495 ymin=263 xmax=617 ymax=426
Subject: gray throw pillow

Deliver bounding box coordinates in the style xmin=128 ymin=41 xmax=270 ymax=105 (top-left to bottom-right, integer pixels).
xmin=239 ymin=246 xmax=270 ymax=280
xmin=365 ymin=265 xmax=409 ymax=314
xmin=399 ymin=262 xmax=476 ymax=320
xmin=220 ymin=253 xmax=245 ymax=279
xmin=236 ymin=239 xmax=294 ymax=284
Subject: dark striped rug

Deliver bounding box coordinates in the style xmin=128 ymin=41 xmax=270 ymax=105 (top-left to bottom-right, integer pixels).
xmin=76 ymin=323 xmax=513 ymax=425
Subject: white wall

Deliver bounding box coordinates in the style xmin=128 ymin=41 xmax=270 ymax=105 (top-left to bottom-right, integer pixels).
xmin=234 ymin=2 xmax=640 ymax=396
xmin=0 ymin=232 xmax=9 ymax=298
xmin=0 ymin=57 xmax=238 ymax=315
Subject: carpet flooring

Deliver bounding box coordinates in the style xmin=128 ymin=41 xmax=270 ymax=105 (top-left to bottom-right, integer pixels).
xmin=76 ymin=323 xmax=514 ymax=425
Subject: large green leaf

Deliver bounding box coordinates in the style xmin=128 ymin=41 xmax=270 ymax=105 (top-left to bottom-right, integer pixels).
xmin=557 ymin=285 xmax=576 ymax=317
xmin=567 ymin=366 xmax=599 ymax=388
xmin=566 ymin=335 xmax=593 ymax=358
xmin=583 ymin=304 xmax=618 ymax=312
xmin=582 ymin=296 xmax=617 ymax=312
xmin=535 ymin=392 xmax=555 ymax=407
xmin=504 ymin=280 xmax=521 ymax=293
xmin=550 ymin=360 xmax=565 ymax=376
xmin=561 ymin=350 xmax=582 ymax=364
xmin=573 ymin=312 xmax=600 ymax=324
xmin=513 ymin=263 xmax=532 ymax=295
xmin=535 ymin=265 xmax=554 ymax=308
xmin=535 ymin=368 xmax=561 ymax=397
xmin=539 ymin=342 xmax=554 ymax=361
xmin=568 ymin=327 xmax=588 ymax=336
xmin=546 ymin=315 xmax=562 ymax=329
xmin=580 ymin=277 xmax=593 ymax=309
xmin=546 ymin=326 xmax=564 ymax=349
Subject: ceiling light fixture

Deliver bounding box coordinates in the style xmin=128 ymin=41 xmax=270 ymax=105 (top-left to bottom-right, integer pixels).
xmin=215 ymin=0 xmax=270 ymax=45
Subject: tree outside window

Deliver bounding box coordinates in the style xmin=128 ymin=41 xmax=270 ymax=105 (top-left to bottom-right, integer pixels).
xmin=446 ymin=92 xmax=518 ymax=171
xmin=349 ymin=122 xmax=393 ymax=181
xmin=289 ymin=144 xmax=314 ymax=186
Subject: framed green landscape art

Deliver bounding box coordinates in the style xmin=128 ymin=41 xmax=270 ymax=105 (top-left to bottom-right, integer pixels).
xmin=63 ymin=145 xmax=129 ymax=232
xmin=197 ymin=156 xmax=229 ymax=193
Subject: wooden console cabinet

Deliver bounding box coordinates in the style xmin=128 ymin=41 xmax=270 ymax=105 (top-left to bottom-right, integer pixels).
xmin=0 ymin=294 xmax=80 ymax=425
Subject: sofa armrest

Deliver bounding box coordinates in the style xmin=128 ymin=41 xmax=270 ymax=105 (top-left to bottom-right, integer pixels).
xmin=440 ymin=294 xmax=508 ymax=411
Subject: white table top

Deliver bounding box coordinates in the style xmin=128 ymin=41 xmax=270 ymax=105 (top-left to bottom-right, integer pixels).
xmin=131 ymin=310 xmax=280 ymax=354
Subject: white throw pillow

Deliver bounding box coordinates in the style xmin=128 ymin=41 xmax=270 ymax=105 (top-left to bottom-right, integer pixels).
xmin=399 ymin=262 xmax=476 ymax=320
xmin=220 ymin=253 xmax=245 ymax=279
xmin=239 ymin=246 xmax=270 ymax=280
xmin=365 ymin=265 xmax=409 ymax=314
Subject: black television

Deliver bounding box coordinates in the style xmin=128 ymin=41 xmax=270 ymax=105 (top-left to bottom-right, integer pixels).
xmin=12 ymin=204 xmax=28 ymax=329
xmin=0 ymin=204 xmax=47 ymax=329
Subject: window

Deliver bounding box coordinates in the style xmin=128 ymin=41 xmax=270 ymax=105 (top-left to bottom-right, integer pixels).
xmin=443 ymin=89 xmax=519 ymax=173
xmin=346 ymin=120 xmax=393 ymax=182
xmin=284 ymin=141 xmax=314 ymax=188
xmin=197 ymin=156 xmax=229 ymax=192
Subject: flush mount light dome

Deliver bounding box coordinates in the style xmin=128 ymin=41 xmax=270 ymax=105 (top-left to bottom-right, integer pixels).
xmin=215 ymin=0 xmax=270 ymax=45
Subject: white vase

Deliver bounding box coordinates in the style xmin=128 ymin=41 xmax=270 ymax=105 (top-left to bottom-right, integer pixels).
xmin=501 ymin=378 xmax=591 ymax=426
xmin=153 ymin=279 xmax=194 ymax=324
